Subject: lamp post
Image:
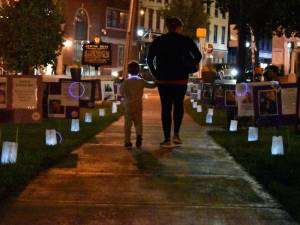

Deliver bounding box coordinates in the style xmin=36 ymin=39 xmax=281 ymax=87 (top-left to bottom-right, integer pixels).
xmin=123 ymin=0 xmax=138 ymax=79
xmin=196 ymin=28 xmax=207 ymax=78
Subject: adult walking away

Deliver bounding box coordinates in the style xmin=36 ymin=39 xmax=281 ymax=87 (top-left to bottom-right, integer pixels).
xmin=147 ymin=17 xmax=202 ymax=147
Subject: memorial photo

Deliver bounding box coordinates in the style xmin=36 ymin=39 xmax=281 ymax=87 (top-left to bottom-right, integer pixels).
xmin=101 ymin=81 xmax=115 ymax=100
xmin=214 ymin=84 xmax=225 ymax=97
xmin=258 ymin=90 xmax=278 ymax=116
xmin=225 ymin=90 xmax=236 ymax=106
xmin=203 ymin=84 xmax=213 ymax=100
xmin=48 ymin=98 xmax=65 ymax=118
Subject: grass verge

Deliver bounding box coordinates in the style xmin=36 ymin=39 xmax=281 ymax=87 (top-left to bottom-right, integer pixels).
xmin=185 ymin=99 xmax=300 ymax=222
xmin=0 ymin=104 xmax=123 ymax=201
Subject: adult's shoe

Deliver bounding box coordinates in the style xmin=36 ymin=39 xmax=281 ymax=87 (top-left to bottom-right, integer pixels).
xmin=125 ymin=142 xmax=133 ymax=148
xmin=173 ymin=134 xmax=182 ymax=145
xmin=136 ymin=135 xmax=142 ymax=148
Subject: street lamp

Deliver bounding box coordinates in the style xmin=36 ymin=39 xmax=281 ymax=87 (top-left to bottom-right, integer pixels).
xmin=196 ymin=28 xmax=207 ymax=78
xmin=137 ymin=29 xmax=144 ymax=37
xmin=63 ymin=39 xmax=72 ymax=48
xmin=140 ymin=9 xmax=145 ymax=16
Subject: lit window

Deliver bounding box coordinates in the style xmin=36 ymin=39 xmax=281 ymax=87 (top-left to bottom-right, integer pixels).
xmin=221 ymin=26 xmax=226 ymax=44
xmin=118 ymin=45 xmax=125 ymax=66
xmin=207 ymin=3 xmax=211 ymax=15
xmin=214 ymin=25 xmax=218 ymax=44
xmin=106 ymin=8 xmax=128 ymax=30
xmin=215 ymin=4 xmax=218 ymax=17
xmin=206 ymin=24 xmax=210 ymax=42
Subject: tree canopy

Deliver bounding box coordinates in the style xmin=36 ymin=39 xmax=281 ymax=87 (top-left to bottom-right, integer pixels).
xmin=214 ymin=0 xmax=300 ymax=76
xmin=0 ymin=0 xmax=64 ymax=74
xmin=163 ymin=0 xmax=209 ymax=38
xmin=215 ymin=0 xmax=300 ymax=38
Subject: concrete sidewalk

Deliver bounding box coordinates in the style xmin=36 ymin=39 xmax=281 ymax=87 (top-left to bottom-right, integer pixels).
xmin=0 ymin=89 xmax=297 ymax=225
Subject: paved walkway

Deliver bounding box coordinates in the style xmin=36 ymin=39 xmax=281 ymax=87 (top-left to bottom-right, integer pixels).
xmin=0 ymin=89 xmax=298 ymax=225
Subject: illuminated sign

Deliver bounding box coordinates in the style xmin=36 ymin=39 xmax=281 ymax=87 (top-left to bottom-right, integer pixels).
xmin=82 ymin=43 xmax=112 ymax=66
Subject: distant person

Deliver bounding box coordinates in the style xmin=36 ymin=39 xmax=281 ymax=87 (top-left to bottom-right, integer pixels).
xmin=147 ymin=16 xmax=202 ymax=147
xmin=254 ymin=66 xmax=263 ymax=81
xmin=120 ymin=61 xmax=156 ymax=148
xmin=263 ymin=65 xmax=280 ymax=82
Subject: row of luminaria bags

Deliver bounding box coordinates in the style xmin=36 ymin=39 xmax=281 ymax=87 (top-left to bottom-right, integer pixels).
xmin=190 ymin=98 xmax=284 ymax=156
xmin=0 ymin=102 xmax=120 ymax=164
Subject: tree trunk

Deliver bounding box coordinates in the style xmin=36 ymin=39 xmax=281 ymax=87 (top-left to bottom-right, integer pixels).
xmin=237 ymin=24 xmax=247 ymax=82
xmin=237 ymin=0 xmax=246 ymax=83
xmin=22 ymin=65 xmax=34 ymax=75
xmin=254 ymin=33 xmax=260 ymax=67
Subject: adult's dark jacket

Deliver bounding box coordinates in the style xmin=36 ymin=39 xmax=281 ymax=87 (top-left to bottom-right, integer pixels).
xmin=147 ymin=32 xmax=202 ymax=81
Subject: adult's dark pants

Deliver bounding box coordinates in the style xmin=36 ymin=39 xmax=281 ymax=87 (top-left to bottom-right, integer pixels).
xmin=158 ymin=84 xmax=187 ymax=140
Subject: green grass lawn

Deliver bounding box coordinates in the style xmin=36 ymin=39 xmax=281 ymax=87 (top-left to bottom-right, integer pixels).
xmin=185 ymin=99 xmax=300 ymax=222
xmin=0 ymin=103 xmax=123 ymax=201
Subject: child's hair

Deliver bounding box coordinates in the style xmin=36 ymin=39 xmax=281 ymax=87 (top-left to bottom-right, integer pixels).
xmin=128 ymin=61 xmax=140 ymax=75
xmin=165 ymin=17 xmax=184 ymax=32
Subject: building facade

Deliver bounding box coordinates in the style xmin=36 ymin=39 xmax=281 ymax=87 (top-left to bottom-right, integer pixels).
xmin=138 ymin=0 xmax=168 ymax=34
xmin=57 ymin=0 xmax=135 ymax=76
xmin=272 ymin=35 xmax=300 ymax=76
xmin=204 ymin=1 xmax=229 ymax=64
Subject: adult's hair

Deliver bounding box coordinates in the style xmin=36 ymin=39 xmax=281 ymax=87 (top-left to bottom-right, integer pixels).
xmin=165 ymin=17 xmax=184 ymax=32
xmin=128 ymin=60 xmax=140 ymax=75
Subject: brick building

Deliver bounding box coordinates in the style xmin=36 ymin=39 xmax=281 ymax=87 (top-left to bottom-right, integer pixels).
xmin=57 ymin=0 xmax=138 ymax=76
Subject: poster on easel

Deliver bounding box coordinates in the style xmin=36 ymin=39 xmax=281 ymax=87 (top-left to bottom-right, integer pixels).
xmin=0 ymin=77 xmax=7 ymax=109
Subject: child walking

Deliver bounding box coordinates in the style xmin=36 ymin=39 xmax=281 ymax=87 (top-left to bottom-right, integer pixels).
xmin=120 ymin=61 xmax=156 ymax=148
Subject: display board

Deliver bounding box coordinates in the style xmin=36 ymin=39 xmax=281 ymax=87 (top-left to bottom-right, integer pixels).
xmin=47 ymin=81 xmax=80 ymax=119
xmin=252 ymin=83 xmax=298 ymax=126
xmin=0 ymin=76 xmax=42 ymax=123
xmin=213 ymin=82 xmax=236 ymax=109
xmin=45 ymin=77 xmax=104 ymax=118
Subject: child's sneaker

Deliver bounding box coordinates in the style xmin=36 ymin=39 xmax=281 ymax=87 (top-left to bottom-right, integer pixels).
xmin=124 ymin=142 xmax=133 ymax=148
xmin=136 ymin=135 xmax=142 ymax=148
